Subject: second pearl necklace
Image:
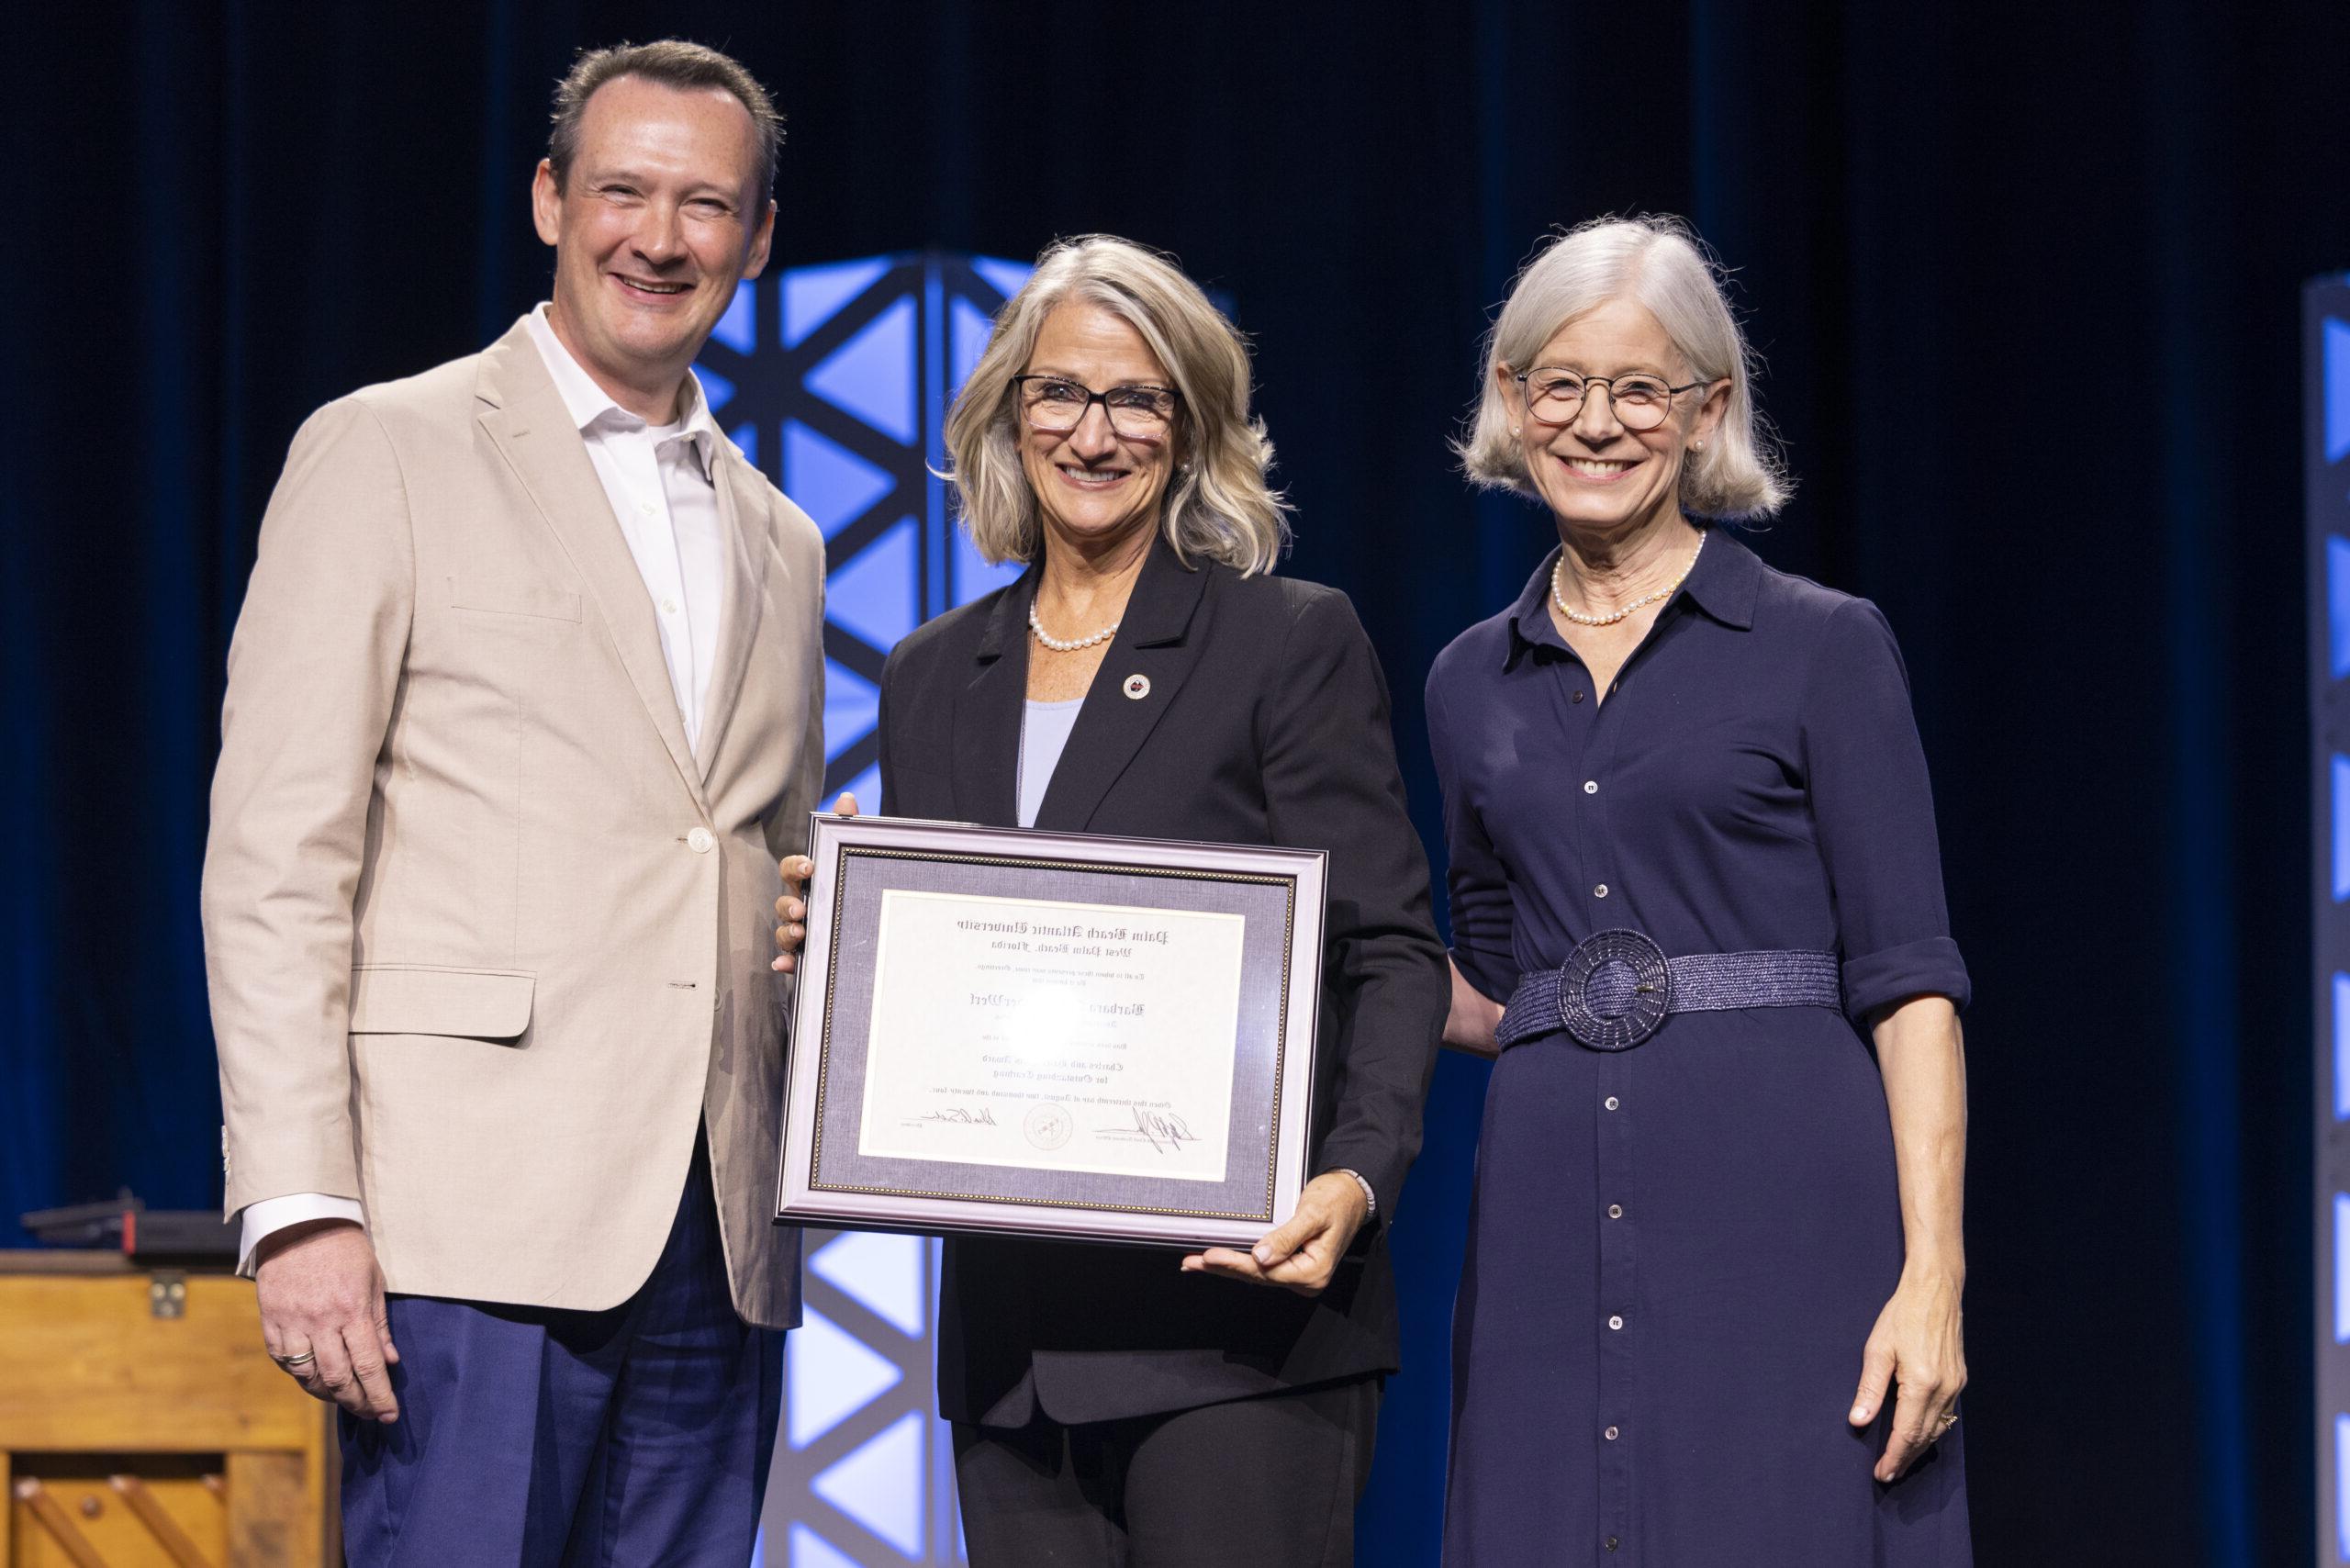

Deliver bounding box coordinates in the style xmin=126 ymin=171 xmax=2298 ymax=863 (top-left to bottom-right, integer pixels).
xmin=1030 ymin=599 xmax=1121 ymax=652
xmin=1552 ymin=529 xmax=1707 ymax=628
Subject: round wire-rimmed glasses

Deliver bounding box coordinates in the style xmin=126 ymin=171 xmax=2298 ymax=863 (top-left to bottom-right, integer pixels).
xmin=1013 ymin=375 xmax=1181 ymax=441
xmin=1515 ymin=369 xmax=1709 ymax=431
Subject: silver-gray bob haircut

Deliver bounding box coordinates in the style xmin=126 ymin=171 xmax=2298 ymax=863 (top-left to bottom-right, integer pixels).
xmin=1460 ymin=214 xmax=1790 ymax=519
xmin=943 ymin=235 xmax=1291 ymax=575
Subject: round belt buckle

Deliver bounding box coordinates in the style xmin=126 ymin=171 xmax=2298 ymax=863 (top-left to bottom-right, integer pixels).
xmin=1558 ymin=930 xmax=1671 ymax=1051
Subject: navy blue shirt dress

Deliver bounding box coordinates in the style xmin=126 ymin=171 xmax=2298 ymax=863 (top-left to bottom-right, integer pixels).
xmin=1427 ymin=532 xmax=1972 ymax=1565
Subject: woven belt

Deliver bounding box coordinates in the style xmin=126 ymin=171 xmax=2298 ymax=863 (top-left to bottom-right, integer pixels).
xmin=1495 ymin=930 xmax=1842 ymax=1052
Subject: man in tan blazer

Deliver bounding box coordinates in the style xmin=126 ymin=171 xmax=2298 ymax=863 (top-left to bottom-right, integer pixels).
xmin=201 ymin=41 xmax=821 ymax=1563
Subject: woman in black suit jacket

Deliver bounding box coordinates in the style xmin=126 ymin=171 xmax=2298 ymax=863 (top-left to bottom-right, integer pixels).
xmin=778 ymin=235 xmax=1447 ymax=1566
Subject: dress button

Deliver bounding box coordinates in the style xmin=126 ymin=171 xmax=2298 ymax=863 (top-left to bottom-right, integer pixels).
xmin=1608 ymin=1315 xmax=1624 ymax=1330
xmin=1604 ymin=1426 xmax=1619 ymax=1441
xmin=1572 ymin=689 xmax=1585 ymax=704
xmin=687 ymin=826 xmax=715 ymax=854
xmin=1583 ymin=780 xmax=1598 ymax=794
xmin=1606 ymin=1540 xmax=1620 ymax=1553
xmin=661 ymin=598 xmax=680 ymax=615
xmin=1594 ymin=884 xmax=1609 ymax=898
xmin=1607 ymin=1204 xmax=1623 ymax=1219
xmin=1605 ymin=1096 xmax=1619 ymax=1111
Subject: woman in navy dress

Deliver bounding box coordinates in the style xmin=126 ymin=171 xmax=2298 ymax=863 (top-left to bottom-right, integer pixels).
xmin=1429 ymin=216 xmax=1972 ymax=1564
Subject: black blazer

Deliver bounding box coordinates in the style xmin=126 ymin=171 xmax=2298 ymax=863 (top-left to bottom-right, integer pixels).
xmin=878 ymin=535 xmax=1448 ymax=1427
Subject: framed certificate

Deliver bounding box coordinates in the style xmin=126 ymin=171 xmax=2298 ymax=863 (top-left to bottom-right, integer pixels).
xmin=776 ymin=813 xmax=1326 ymax=1249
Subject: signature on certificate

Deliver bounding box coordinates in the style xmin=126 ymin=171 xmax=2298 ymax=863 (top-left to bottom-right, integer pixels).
xmin=1096 ymin=1103 xmax=1201 ymax=1155
xmin=906 ymin=1103 xmax=1001 ymax=1127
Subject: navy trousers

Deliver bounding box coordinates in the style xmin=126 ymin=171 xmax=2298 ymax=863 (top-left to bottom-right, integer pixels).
xmin=341 ymin=1137 xmax=782 ymax=1567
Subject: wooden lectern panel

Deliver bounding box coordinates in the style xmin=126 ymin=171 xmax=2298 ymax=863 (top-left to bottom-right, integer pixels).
xmin=11 ymin=1459 xmax=224 ymax=1567
xmin=0 ymin=1254 xmax=333 ymax=1567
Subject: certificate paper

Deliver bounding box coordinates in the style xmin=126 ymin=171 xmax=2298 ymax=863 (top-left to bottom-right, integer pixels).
xmin=778 ymin=814 xmax=1324 ymax=1248
xmin=856 ymin=889 xmax=1246 ymax=1183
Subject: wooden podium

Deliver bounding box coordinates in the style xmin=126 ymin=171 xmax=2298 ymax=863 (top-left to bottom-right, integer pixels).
xmin=0 ymin=1252 xmax=334 ymax=1567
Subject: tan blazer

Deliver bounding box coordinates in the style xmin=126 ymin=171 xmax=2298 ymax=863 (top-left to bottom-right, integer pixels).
xmin=202 ymin=320 xmax=823 ymax=1327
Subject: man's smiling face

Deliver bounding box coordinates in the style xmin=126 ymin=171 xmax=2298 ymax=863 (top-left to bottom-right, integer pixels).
xmin=531 ymin=73 xmax=773 ymax=412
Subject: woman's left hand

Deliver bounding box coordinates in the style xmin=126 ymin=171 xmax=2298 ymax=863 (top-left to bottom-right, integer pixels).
xmin=1181 ymin=1172 xmax=1370 ymax=1296
xmin=1848 ymin=1265 xmax=1966 ymax=1483
xmin=773 ymin=792 xmax=859 ymax=973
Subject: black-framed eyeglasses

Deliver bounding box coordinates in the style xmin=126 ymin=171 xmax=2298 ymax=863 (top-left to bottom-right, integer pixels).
xmin=1515 ymin=369 xmax=1709 ymax=432
xmin=1013 ymin=375 xmax=1181 ymax=441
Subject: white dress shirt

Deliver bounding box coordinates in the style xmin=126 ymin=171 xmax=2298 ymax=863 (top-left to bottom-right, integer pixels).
xmin=236 ymin=307 xmax=732 ymax=1273
xmin=523 ymin=304 xmax=729 ymax=752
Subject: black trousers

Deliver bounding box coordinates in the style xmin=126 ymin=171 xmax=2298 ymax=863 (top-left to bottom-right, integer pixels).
xmin=952 ymin=1376 xmax=1379 ymax=1568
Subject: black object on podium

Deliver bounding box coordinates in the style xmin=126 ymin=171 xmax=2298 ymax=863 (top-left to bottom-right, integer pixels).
xmin=21 ymin=1193 xmax=239 ymax=1263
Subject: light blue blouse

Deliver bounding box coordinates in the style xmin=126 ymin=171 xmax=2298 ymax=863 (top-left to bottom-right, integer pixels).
xmin=1016 ymin=697 xmax=1085 ymax=828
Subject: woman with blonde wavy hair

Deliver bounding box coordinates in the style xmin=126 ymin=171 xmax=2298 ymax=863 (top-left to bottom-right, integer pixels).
xmin=1428 ymin=215 xmax=1974 ymax=1563
xmin=777 ymin=234 xmax=1446 ymax=1565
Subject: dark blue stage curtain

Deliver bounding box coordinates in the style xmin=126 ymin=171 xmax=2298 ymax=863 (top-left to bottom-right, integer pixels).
xmin=5 ymin=1 xmax=2347 ymax=1561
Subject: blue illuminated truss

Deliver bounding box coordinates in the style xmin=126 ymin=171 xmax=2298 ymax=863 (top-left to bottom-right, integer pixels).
xmin=703 ymin=253 xmax=1035 ymax=1568
xmin=700 ymin=252 xmax=1032 ymax=821
xmin=2307 ymin=274 xmax=2350 ymax=1560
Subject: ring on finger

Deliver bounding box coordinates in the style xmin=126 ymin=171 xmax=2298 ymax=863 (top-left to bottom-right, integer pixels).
xmin=274 ymin=1349 xmax=317 ymax=1369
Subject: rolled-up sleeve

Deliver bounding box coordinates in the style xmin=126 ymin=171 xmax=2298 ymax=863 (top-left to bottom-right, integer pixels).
xmin=1426 ymin=666 xmax=1517 ymax=1004
xmin=1799 ymin=598 xmax=1970 ymax=1018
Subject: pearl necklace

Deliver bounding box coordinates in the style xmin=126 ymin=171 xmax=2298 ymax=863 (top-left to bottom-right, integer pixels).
xmin=1029 ymin=601 xmax=1120 ymax=652
xmin=1551 ymin=531 xmax=1707 ymax=627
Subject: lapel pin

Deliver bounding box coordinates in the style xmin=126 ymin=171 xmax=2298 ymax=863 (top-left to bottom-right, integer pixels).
xmin=1123 ymin=674 xmax=1151 ymax=700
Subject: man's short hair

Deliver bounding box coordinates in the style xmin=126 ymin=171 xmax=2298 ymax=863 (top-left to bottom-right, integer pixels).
xmin=548 ymin=39 xmax=782 ymax=198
